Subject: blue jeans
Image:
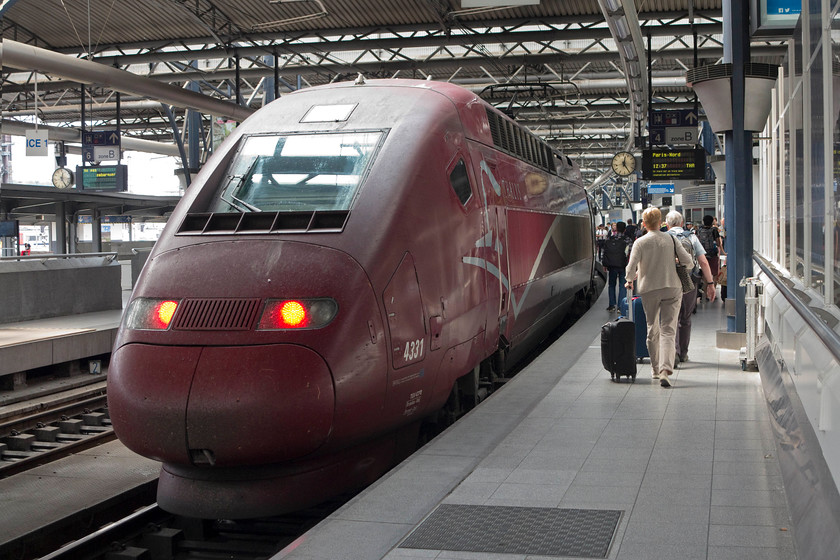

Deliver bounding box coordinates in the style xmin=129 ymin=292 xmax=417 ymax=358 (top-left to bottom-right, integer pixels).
xmin=607 ymin=267 xmax=626 ymax=308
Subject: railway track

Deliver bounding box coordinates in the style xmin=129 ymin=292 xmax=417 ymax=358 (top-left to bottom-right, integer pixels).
xmin=0 ymin=387 xmax=114 ymax=478
xmin=39 ymin=499 xmax=345 ymax=560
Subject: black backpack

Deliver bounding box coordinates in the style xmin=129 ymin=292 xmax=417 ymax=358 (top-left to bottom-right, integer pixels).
xmin=602 ymin=236 xmax=628 ymax=268
xmin=697 ymin=226 xmax=718 ymax=257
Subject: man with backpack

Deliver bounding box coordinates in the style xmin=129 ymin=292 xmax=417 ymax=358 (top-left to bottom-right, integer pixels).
xmin=666 ymin=211 xmax=716 ymax=363
xmin=603 ymin=221 xmax=630 ymax=311
xmin=697 ymin=215 xmax=725 ymax=294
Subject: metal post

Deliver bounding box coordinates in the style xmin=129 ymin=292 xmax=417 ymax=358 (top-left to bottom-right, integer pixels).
xmin=264 ymin=55 xmax=277 ymax=104
xmin=92 ymin=208 xmax=102 ymax=253
xmin=55 ymin=201 xmax=66 ymax=254
xmin=80 ymin=85 xmax=87 ymax=165
xmin=723 ymin=0 xmax=752 ymax=333
xmin=188 ymin=62 xmax=202 ymax=171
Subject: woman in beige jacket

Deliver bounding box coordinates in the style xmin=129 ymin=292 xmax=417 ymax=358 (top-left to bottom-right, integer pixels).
xmin=624 ymin=207 xmax=693 ymax=387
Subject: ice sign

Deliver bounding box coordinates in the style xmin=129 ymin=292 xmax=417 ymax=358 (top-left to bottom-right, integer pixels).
xmin=25 ymin=129 xmax=49 ymax=156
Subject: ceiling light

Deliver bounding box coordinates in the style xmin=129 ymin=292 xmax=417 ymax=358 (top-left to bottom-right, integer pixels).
xmin=461 ymin=0 xmax=541 ymax=6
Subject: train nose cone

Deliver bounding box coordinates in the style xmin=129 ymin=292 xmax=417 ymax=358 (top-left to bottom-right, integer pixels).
xmin=109 ymin=343 xmax=334 ymax=466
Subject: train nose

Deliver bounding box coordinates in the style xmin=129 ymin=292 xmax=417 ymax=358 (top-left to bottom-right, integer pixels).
xmin=109 ymin=342 xmax=334 ymax=467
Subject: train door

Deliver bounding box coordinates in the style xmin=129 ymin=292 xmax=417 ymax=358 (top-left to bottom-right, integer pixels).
xmin=475 ymin=150 xmax=510 ymax=356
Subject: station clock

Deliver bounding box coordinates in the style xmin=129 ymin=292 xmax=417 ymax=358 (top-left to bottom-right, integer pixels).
xmin=611 ymin=151 xmax=636 ymax=176
xmin=51 ymin=167 xmax=75 ymax=188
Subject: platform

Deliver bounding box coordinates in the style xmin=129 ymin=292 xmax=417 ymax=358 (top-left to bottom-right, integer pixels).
xmin=278 ymin=293 xmax=797 ymax=560
xmin=0 ymin=305 xmax=123 ymax=392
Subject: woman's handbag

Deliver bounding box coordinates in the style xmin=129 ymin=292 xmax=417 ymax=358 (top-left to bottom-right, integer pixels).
xmin=671 ymin=236 xmax=696 ymax=294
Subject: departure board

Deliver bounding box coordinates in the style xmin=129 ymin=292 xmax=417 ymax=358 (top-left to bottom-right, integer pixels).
xmin=77 ymin=164 xmax=128 ymax=192
xmin=641 ymin=148 xmax=706 ymax=180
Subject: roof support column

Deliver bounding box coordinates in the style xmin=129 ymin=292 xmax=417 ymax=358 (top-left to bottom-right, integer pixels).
xmin=264 ymin=54 xmax=277 ymax=104
xmin=91 ymin=208 xmax=102 ymax=253
xmin=187 ymin=62 xmax=202 ymax=172
xmin=723 ymin=0 xmax=752 ymax=333
xmin=55 ymin=201 xmax=67 ymax=255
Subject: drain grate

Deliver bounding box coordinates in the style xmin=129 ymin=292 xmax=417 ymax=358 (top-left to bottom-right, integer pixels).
xmin=400 ymin=504 xmax=622 ymax=558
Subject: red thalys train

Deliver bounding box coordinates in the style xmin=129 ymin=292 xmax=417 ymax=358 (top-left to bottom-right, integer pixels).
xmin=108 ymin=79 xmax=602 ymax=518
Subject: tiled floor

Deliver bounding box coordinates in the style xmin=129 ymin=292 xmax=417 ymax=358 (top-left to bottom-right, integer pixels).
xmin=281 ymin=294 xmax=797 ymax=560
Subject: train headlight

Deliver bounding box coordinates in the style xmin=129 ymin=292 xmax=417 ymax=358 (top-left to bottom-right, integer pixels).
xmin=125 ymin=298 xmax=180 ymax=330
xmin=257 ymin=298 xmax=338 ymax=330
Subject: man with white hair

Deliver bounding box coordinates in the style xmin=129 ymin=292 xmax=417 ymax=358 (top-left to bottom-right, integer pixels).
xmin=666 ymin=210 xmax=716 ymax=363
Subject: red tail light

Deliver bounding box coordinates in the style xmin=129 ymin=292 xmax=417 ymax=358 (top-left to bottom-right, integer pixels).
xmin=125 ymin=298 xmax=180 ymax=330
xmin=257 ymin=298 xmax=338 ymax=330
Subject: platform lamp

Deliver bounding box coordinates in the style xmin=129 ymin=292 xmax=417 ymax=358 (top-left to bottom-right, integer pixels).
xmin=685 ymin=63 xmax=778 ymax=133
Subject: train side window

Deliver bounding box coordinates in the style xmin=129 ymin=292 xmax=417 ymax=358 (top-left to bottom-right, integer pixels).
xmin=449 ymin=159 xmax=472 ymax=206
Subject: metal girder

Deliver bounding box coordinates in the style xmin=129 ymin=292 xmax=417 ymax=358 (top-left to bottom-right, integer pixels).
xmin=1 ymin=39 xmax=253 ymax=120
xmin=169 ymin=0 xmax=243 ymax=45
xmin=0 ymin=16 xmax=53 ymax=48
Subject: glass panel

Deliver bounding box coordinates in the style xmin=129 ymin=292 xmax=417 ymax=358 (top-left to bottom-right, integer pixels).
xmin=793 ymin=37 xmax=805 ymax=280
xmin=449 ymin=159 xmax=472 ymax=206
xmin=811 ymin=34 xmax=826 ymax=294
xmin=833 ymin=13 xmax=840 ymax=305
xmin=210 ymin=132 xmax=381 ymax=213
xmin=300 ymin=104 xmax=357 ymax=123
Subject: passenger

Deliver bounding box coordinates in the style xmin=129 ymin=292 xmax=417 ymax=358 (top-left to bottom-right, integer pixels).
xmin=665 ymin=211 xmax=716 ymax=364
xmin=602 ymin=221 xmax=629 ymax=312
xmin=624 ymin=218 xmax=637 ymax=241
xmin=697 ymin=215 xmax=725 ymax=295
xmin=625 ymin=207 xmax=693 ymax=388
xmin=21 ymin=243 xmax=31 ymax=256
xmin=596 ymin=224 xmax=608 ymax=260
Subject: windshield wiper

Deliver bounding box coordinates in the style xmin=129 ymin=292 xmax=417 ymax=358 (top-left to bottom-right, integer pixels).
xmin=219 ymin=158 xmax=261 ymax=213
xmin=230 ymin=194 xmax=260 ymax=212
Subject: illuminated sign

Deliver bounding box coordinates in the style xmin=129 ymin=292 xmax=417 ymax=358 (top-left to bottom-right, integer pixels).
xmin=647 ymin=183 xmax=675 ymax=194
xmin=76 ymin=165 xmax=128 ymax=192
xmin=752 ymin=0 xmax=800 ymax=36
xmin=641 ymin=149 xmax=706 ymax=181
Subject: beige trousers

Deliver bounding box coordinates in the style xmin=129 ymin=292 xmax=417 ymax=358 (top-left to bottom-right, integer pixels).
xmin=639 ymin=287 xmax=682 ymax=376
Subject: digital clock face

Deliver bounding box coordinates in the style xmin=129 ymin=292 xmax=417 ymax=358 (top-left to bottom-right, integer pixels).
xmin=611 ymin=152 xmax=636 ymax=176
xmin=641 ymin=148 xmax=706 ymax=180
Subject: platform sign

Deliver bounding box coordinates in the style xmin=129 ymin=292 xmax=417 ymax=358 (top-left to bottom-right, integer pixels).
xmin=641 ymin=148 xmax=706 ymax=180
xmin=76 ymin=164 xmax=128 ymax=192
xmin=649 ymin=109 xmax=700 ymax=146
xmin=82 ymin=130 xmax=121 ymax=162
xmin=25 ymin=129 xmax=48 ymax=156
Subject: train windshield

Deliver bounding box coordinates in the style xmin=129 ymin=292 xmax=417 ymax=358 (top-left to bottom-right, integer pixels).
xmin=212 ymin=132 xmax=382 ymax=213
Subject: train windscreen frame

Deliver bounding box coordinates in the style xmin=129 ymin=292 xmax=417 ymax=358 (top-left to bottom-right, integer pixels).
xmin=210 ymin=131 xmax=383 ymax=213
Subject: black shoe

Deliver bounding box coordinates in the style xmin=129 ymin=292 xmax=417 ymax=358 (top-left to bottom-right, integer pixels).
xmin=679 ymin=354 xmax=688 ymax=362
xmin=660 ymin=377 xmax=671 ymax=388
xmin=607 ymin=306 xmax=616 ymax=311
xmin=674 ymin=354 xmax=681 ymax=364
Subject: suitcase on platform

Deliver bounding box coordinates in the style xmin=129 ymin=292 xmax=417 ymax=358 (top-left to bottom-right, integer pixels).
xmin=601 ymin=318 xmax=636 ymax=381
xmin=602 ymin=287 xmax=638 ymax=382
xmin=619 ymin=295 xmax=649 ymax=362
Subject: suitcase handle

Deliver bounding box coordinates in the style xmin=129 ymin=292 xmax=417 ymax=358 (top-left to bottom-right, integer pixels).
xmin=626 ymin=285 xmax=634 ymax=322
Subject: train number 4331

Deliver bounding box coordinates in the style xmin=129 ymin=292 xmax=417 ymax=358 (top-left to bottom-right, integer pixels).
xmin=403 ymin=338 xmax=424 ymax=362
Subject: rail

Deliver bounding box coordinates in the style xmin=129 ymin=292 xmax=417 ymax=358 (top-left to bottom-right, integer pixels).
xmin=0 ymin=252 xmax=118 ymax=263
xmin=754 ymin=253 xmax=840 ymax=365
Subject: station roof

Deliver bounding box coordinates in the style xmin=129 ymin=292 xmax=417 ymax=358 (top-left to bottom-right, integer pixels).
xmin=0 ymin=183 xmax=180 ymax=222
xmin=0 ymin=1 xmax=785 ymax=192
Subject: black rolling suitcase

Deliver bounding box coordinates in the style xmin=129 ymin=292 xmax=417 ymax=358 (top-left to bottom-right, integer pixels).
xmin=601 ymin=288 xmax=637 ymax=381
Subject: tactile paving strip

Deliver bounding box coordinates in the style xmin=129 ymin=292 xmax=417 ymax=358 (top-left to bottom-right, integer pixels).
xmin=400 ymin=504 xmax=622 ymax=558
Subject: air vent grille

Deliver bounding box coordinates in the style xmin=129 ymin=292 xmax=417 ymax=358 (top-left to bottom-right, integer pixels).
xmin=687 ymin=63 xmax=778 ymax=84
xmin=176 ymin=210 xmax=349 ymax=235
xmin=172 ymin=298 xmax=261 ymax=330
